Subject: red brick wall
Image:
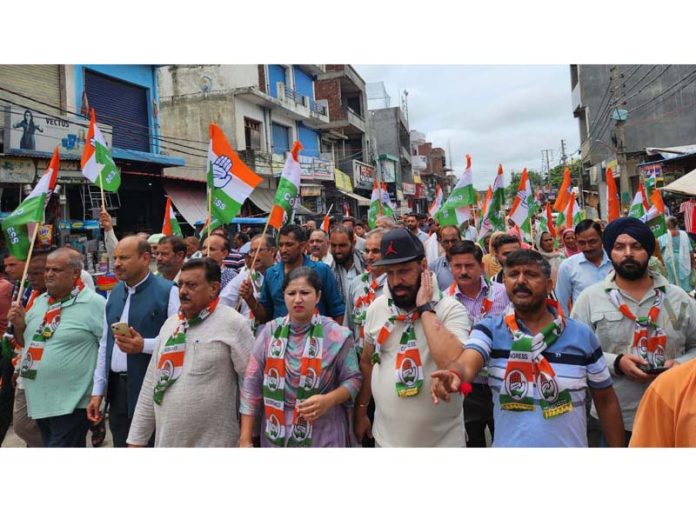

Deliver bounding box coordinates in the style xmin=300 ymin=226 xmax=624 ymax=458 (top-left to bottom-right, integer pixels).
xmin=325 ymin=64 xmax=345 ymax=72
xmin=315 ymin=79 xmax=345 ymax=120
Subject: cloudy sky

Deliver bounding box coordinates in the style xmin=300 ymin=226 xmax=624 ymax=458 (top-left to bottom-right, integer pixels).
xmin=354 ymin=65 xmax=580 ymax=189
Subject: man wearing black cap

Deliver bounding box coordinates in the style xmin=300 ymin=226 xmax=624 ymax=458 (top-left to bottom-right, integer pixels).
xmin=355 ymin=228 xmax=471 ymax=447
xmin=572 ymin=217 xmax=696 ymax=446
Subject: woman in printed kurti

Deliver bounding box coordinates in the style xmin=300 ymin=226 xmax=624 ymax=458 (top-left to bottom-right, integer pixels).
xmin=239 ymin=267 xmax=362 ymax=447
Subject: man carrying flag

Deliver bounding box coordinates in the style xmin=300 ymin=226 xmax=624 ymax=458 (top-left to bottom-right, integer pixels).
xmin=207 ymin=123 xmax=263 ymax=230
xmin=81 ymin=109 xmax=120 ymax=193
xmin=162 ymin=197 xmax=183 ymax=237
xmin=268 ymin=141 xmax=303 ymax=230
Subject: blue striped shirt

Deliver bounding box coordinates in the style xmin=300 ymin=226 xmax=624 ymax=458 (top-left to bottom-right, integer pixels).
xmin=465 ymin=313 xmax=612 ymax=447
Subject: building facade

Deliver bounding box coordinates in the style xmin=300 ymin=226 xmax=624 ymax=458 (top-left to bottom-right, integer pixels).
xmin=571 ymin=64 xmax=696 ymax=218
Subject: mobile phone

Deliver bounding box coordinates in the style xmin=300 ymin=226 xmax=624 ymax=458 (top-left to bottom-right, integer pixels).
xmin=111 ymin=322 xmax=130 ymax=337
xmin=640 ymin=366 xmax=668 ymax=375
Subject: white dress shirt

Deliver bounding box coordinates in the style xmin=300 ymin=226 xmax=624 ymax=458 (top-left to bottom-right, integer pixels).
xmin=219 ymin=266 xmax=264 ymax=318
xmin=92 ymin=273 xmax=180 ymax=396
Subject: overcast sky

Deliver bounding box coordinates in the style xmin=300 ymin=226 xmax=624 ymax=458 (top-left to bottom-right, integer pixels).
xmin=354 ymin=65 xmax=580 ymax=190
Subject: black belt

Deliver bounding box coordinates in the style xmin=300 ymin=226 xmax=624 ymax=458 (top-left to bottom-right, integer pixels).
xmin=109 ymin=371 xmax=128 ymax=380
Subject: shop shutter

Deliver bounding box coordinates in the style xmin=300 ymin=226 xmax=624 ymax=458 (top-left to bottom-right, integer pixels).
xmin=0 ymin=65 xmax=62 ymax=115
xmin=84 ymin=69 xmax=150 ymax=152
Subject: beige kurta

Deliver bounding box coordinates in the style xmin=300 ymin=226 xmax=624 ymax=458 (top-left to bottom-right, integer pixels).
xmin=127 ymin=304 xmax=253 ymax=447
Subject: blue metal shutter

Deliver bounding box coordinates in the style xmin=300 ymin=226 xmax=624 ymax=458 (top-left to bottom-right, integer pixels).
xmin=271 ymin=123 xmax=289 ymax=155
xmin=268 ymin=65 xmax=287 ymax=99
xmin=296 ymin=122 xmax=319 ymax=158
xmin=84 ymin=70 xmax=150 ymax=152
xmin=293 ymin=66 xmax=314 ymax=99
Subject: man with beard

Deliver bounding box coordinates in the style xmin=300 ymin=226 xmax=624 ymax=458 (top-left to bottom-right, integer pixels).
xmin=350 ymin=228 xmax=389 ymax=447
xmin=245 ymin=224 xmax=344 ymax=323
xmin=359 ymin=228 xmax=471 ymax=447
xmin=555 ymin=220 xmax=613 ymax=316
xmin=445 ymin=240 xmax=509 ymax=447
xmin=86 ymin=237 xmax=179 ymax=447
xmin=329 ymin=225 xmax=365 ymax=311
xmin=431 ymin=249 xmax=625 ymax=447
xmin=342 ymin=216 xmax=366 ymax=253
xmin=572 ymin=217 xmax=696 ymax=446
xmin=405 ymin=213 xmax=430 ymax=243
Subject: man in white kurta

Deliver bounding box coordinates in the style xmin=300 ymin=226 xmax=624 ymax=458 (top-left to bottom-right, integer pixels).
xmin=127 ymin=259 xmax=254 ymax=447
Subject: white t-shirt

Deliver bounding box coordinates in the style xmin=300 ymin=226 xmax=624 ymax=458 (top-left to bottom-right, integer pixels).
xmin=364 ymin=288 xmax=471 ymax=447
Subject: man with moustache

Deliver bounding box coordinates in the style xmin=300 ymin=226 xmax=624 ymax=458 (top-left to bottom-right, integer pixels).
xmin=445 ymin=240 xmax=509 ymax=447
xmin=8 ymin=249 xmax=105 ymax=447
xmin=571 ymin=217 xmax=696 ymax=445
xmin=86 ymin=236 xmax=179 ymax=447
xmin=359 ymin=228 xmax=471 ymax=447
xmin=555 ymin=220 xmax=613 ymax=316
xmin=308 ymin=229 xmax=333 ymax=266
xmin=156 ymin=236 xmax=187 ymax=283
xmin=126 ymin=258 xmax=253 ymax=447
xmin=349 ymin=227 xmax=389 ymax=447
xmin=329 ymin=224 xmax=365 ymax=311
xmin=244 ymin=224 xmax=344 ymax=324
xmin=428 ymin=225 xmax=462 ymax=291
xmin=431 ymin=249 xmax=625 ymax=447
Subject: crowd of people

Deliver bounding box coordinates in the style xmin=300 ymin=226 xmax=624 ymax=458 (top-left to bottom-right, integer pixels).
xmin=0 ymin=206 xmax=694 ymax=448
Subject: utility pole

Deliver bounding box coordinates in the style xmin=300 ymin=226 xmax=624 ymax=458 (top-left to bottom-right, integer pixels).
xmin=541 ymin=149 xmax=553 ymax=180
xmin=610 ymin=65 xmax=630 ymax=206
xmin=560 ymin=139 xmax=568 ymax=167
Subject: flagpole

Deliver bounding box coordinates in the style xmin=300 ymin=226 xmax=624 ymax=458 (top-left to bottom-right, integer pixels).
xmin=98 ymin=171 xmax=106 ymax=211
xmin=235 ymin=217 xmax=272 ymax=311
xmin=206 ymin=187 xmax=212 ymax=257
xmin=15 ymin=223 xmax=40 ymax=305
xmin=324 ymin=203 xmax=334 ymax=226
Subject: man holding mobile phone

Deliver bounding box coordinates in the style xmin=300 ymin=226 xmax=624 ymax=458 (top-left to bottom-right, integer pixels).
xmin=87 ymin=237 xmax=179 ymax=447
xmin=571 ymin=217 xmax=696 ymax=446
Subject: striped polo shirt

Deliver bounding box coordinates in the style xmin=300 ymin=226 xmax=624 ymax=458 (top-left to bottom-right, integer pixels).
xmin=465 ymin=312 xmax=612 ymax=447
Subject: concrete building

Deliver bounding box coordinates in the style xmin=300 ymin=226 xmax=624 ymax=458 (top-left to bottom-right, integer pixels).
xmin=315 ymin=65 xmax=371 ymax=218
xmin=367 ymin=104 xmax=412 ymax=213
xmin=0 ymin=65 xmax=184 ymax=253
xmin=571 ymin=64 xmax=696 ymax=218
xmin=157 ymin=65 xmax=332 ymax=224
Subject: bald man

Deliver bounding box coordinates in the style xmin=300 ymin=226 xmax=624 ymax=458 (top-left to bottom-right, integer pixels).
xmin=86 ymin=237 xmax=179 ymax=447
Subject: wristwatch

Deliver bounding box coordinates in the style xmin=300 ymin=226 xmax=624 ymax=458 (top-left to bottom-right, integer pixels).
xmin=416 ymin=301 xmax=437 ymax=316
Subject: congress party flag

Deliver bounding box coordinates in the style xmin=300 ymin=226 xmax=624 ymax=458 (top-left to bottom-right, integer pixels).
xmin=2 ymin=147 xmax=60 ymax=259
xmin=428 ymin=184 xmax=444 ymax=218
xmin=642 ymin=188 xmax=667 ymax=238
xmin=269 ymin=141 xmax=303 ymax=230
xmin=81 ymin=109 xmax=120 ymax=192
xmin=509 ymin=168 xmax=536 ymax=235
xmin=565 ymin=191 xmax=584 ymax=229
xmin=629 ymin=184 xmax=651 ymax=219
xmin=440 ymin=154 xmax=476 ymax=209
xmin=207 ymin=123 xmax=263 ymax=225
xmin=162 ymin=196 xmax=183 ymax=237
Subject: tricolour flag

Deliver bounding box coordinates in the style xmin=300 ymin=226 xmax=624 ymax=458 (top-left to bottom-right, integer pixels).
xmin=437 ymin=206 xmax=472 ymax=227
xmin=477 ymin=186 xmax=494 ymax=240
xmin=553 ymin=167 xmax=572 ymax=212
xmin=542 ymin=202 xmax=556 ymax=237
xmin=606 ymin=167 xmax=620 ymax=222
xmin=629 ymin=184 xmax=650 ymax=219
xmin=2 ymin=147 xmax=60 ymax=259
xmin=81 ymin=109 xmax=120 ymax=192
xmin=162 ymin=196 xmax=183 ymax=237
xmin=440 ymin=154 xmax=476 ymax=209
xmin=642 ymin=188 xmax=667 ymax=238
xmin=565 ymin=191 xmax=584 ymax=229
xmin=367 ymin=180 xmax=381 ymax=229
xmin=320 ymin=214 xmax=330 ymax=233
xmin=428 ymin=184 xmax=444 ymax=218
xmin=208 ymin=123 xmax=263 ymax=226
xmin=509 ymin=168 xmax=536 ymax=234
xmin=269 ymin=141 xmax=303 ymax=229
